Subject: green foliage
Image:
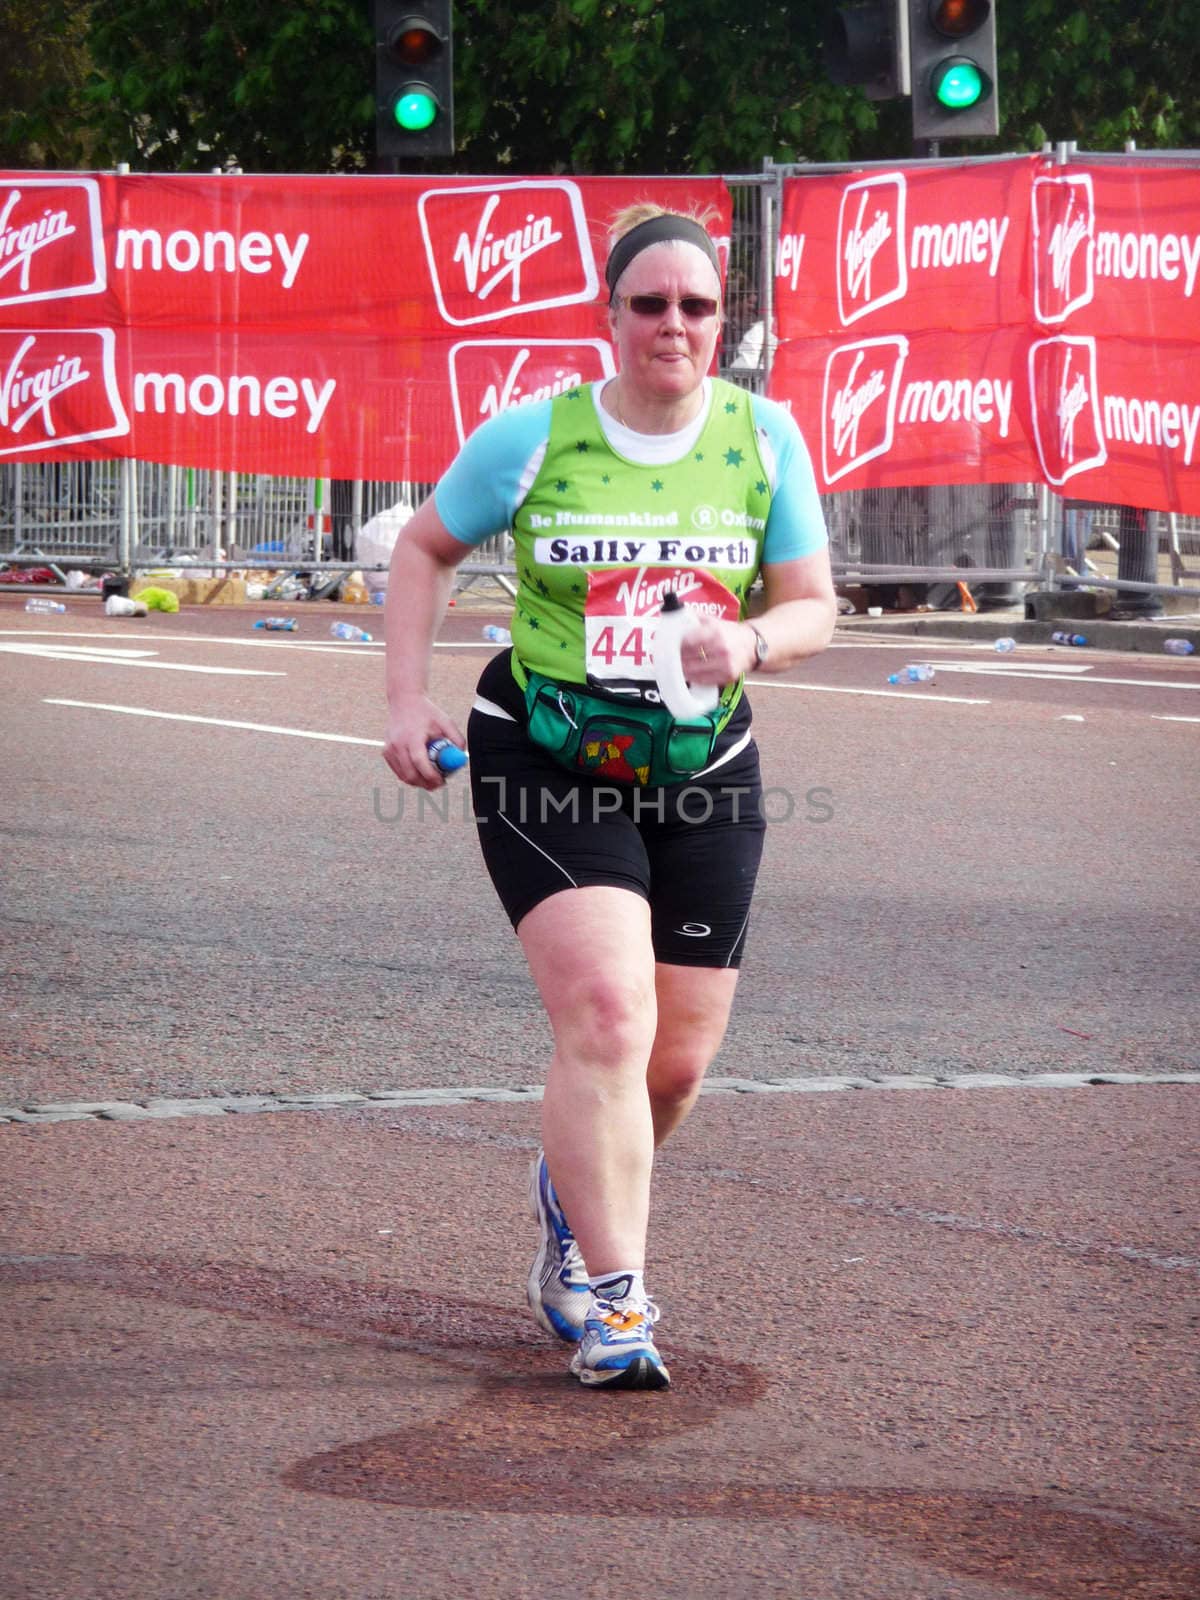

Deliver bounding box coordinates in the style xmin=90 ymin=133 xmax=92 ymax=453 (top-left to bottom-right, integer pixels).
xmin=998 ymin=0 xmax=1199 ymax=153
xmin=0 ymin=0 xmax=1196 ymax=175
xmin=0 ymin=2 xmax=96 ymax=167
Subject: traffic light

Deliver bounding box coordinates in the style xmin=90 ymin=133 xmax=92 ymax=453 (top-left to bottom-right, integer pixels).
xmin=825 ymin=3 xmax=911 ymax=101
xmin=909 ymin=0 xmax=999 ymax=141
xmin=374 ymin=2 xmax=454 ymax=161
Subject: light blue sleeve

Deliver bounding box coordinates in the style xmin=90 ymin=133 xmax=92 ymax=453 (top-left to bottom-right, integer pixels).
xmin=434 ymin=399 xmax=553 ymax=547
xmin=750 ymin=394 xmax=829 ymax=564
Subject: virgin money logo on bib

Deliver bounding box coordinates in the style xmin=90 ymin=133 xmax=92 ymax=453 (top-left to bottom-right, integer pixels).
xmin=837 ymin=174 xmax=907 ymax=326
xmin=1032 ymin=174 xmax=1095 ymax=324
xmin=419 ymin=181 xmax=599 ymax=327
xmin=1028 ymin=335 xmax=1107 ymax=485
xmin=0 ymin=328 xmax=129 ymax=456
xmin=821 ymin=336 xmax=909 ymax=485
xmin=448 ymin=339 xmax=615 ymax=443
xmin=0 ymin=178 xmax=106 ymax=308
xmin=584 ymin=567 xmax=738 ymax=687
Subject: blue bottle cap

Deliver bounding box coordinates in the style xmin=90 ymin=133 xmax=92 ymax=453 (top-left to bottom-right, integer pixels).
xmin=428 ymin=740 xmax=468 ymax=773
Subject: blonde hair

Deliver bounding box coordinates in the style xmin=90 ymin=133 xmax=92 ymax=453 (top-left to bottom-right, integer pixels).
xmin=607 ymin=202 xmax=721 ymax=250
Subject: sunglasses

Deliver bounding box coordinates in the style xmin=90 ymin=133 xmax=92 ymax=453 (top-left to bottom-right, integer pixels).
xmin=616 ymin=293 xmax=721 ymax=321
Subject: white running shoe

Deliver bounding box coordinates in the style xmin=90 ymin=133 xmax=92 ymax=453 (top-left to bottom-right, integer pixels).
xmin=527 ymin=1152 xmax=590 ymax=1343
xmin=570 ymin=1293 xmax=671 ymax=1390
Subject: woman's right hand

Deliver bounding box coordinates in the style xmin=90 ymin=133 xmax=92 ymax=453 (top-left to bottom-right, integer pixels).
xmin=382 ymin=693 xmax=466 ymax=790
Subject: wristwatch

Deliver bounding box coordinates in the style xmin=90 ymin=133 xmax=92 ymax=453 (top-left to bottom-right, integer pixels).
xmin=747 ymin=623 xmax=768 ymax=672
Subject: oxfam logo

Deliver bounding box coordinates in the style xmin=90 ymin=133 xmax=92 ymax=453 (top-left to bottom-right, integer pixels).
xmin=691 ymin=504 xmax=719 ymax=531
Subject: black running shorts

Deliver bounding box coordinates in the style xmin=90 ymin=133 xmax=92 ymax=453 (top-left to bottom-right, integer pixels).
xmin=467 ymin=651 xmax=766 ymax=969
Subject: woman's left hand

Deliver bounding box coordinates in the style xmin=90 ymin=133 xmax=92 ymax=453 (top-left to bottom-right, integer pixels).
xmin=679 ymin=615 xmax=759 ymax=684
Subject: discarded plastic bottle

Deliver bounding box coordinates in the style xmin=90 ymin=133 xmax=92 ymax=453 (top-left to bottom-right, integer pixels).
xmin=1051 ymin=631 xmax=1089 ymax=647
xmin=994 ymin=637 xmax=1017 ymax=653
xmin=254 ymin=617 xmax=297 ymax=632
xmin=887 ymin=663 xmax=936 ymax=685
xmin=482 ymin=624 xmax=512 ymax=644
xmin=24 ymin=597 xmax=66 ymax=614
xmin=104 ymin=595 xmax=148 ymax=618
xmin=330 ymin=622 xmax=372 ymax=642
xmin=427 ymin=738 xmax=468 ymax=774
xmin=1163 ymin=638 xmax=1195 ymax=656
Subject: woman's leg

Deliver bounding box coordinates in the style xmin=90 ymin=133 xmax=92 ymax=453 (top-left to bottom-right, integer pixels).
xmin=518 ymin=884 xmax=659 ymax=1278
xmin=646 ymin=962 xmax=740 ymax=1146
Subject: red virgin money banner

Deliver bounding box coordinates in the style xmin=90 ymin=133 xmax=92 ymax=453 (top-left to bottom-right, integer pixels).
xmin=0 ymin=173 xmax=729 ymax=479
xmin=771 ymin=156 xmax=1200 ymax=513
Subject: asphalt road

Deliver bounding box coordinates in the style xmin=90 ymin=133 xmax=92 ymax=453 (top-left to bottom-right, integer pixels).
xmin=1 ymin=598 xmax=1196 ymax=1105
xmin=1 ymin=597 xmax=1197 ymax=1600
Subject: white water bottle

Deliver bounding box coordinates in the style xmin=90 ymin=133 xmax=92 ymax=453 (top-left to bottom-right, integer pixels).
xmin=653 ymin=592 xmax=720 ymax=720
xmin=104 ymin=595 xmax=148 ymax=617
xmin=25 ymin=598 xmax=66 ymax=614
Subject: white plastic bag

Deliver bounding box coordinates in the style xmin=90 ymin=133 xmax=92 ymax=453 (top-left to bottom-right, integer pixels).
xmin=357 ymin=500 xmax=414 ymax=596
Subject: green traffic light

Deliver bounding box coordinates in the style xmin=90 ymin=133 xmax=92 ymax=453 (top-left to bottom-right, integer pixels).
xmin=393 ymin=87 xmax=438 ymax=131
xmin=932 ymin=56 xmax=986 ymax=109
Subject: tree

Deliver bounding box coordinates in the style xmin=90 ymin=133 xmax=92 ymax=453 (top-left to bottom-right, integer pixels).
xmin=1 ymin=1 xmax=1196 ymax=176
xmin=0 ymin=2 xmax=95 ymax=168
xmin=79 ymin=0 xmax=376 ymax=172
xmin=449 ymin=1 xmax=879 ymax=173
xmin=998 ymin=2 xmax=1199 ymax=154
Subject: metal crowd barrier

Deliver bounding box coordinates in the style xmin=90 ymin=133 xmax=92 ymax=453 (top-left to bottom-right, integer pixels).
xmin=4 ymin=453 xmax=1200 ymax=602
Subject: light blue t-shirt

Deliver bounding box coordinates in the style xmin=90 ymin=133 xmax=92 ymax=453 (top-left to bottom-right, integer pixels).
xmin=436 ymin=380 xmax=827 ymax=564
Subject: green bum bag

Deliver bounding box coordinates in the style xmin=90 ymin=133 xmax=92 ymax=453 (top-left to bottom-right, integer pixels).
xmin=522 ymin=667 xmax=734 ymax=788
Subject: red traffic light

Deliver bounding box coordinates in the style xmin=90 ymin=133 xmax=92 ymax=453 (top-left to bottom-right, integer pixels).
xmin=928 ymin=0 xmax=991 ymax=38
xmin=388 ymin=17 xmax=443 ymax=65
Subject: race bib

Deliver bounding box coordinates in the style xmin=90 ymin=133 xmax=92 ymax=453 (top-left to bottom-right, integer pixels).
xmin=583 ymin=567 xmax=740 ymax=697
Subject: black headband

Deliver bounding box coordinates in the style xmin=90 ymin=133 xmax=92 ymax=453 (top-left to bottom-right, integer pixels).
xmin=604 ymin=215 xmax=721 ymax=296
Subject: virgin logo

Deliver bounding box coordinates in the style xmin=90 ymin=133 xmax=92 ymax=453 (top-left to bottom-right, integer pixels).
xmin=448 ymin=339 xmax=615 ymax=445
xmin=0 ymin=178 xmax=106 ymax=308
xmin=1032 ymin=174 xmax=1095 ymax=324
xmin=837 ymin=174 xmax=907 ymax=326
xmin=588 ymin=566 xmax=733 ymax=625
xmin=612 ymin=567 xmax=705 ymax=617
xmin=419 ymin=180 xmax=599 ymax=327
xmin=0 ymin=334 xmax=89 ymax=435
xmin=1028 ymin=335 xmax=1107 ymax=485
xmin=821 ymin=336 xmax=909 ymax=485
xmin=0 ymin=329 xmax=130 ymax=457
xmin=453 ymin=193 xmax=562 ymax=303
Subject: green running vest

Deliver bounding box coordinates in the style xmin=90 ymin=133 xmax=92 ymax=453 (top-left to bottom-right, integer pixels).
xmin=508 ymin=378 xmax=772 ymax=714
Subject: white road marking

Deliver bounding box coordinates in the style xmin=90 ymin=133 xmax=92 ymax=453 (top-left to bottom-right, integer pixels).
xmin=753 ymin=679 xmax=990 ymax=706
xmin=5 ymin=642 xmax=159 ymax=658
xmin=1 ymin=642 xmax=281 ymax=676
xmin=0 ymin=628 xmax=380 ymax=655
xmin=831 ymin=637 xmax=1074 ymax=656
xmin=915 ymin=660 xmax=1092 ymax=674
xmin=1152 ymin=714 xmax=1200 ymax=724
xmin=44 ymin=699 xmax=382 ymax=745
xmin=931 ymin=661 xmax=1200 ymax=689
